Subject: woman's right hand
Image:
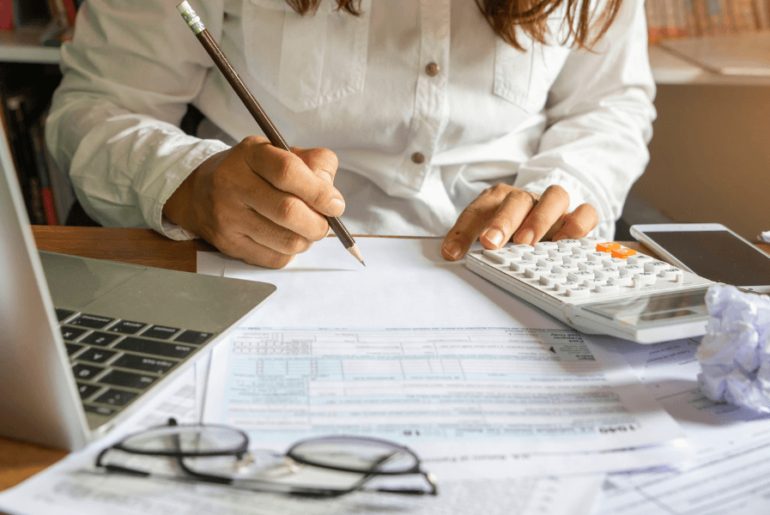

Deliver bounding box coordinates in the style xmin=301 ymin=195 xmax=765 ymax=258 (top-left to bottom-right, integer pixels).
xmin=163 ymin=136 xmax=345 ymax=268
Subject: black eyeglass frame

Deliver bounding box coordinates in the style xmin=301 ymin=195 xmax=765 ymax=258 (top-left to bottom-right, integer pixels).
xmin=95 ymin=418 xmax=437 ymax=498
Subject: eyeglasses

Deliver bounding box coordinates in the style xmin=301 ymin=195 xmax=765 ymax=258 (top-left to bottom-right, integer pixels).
xmin=96 ymin=418 xmax=437 ymax=498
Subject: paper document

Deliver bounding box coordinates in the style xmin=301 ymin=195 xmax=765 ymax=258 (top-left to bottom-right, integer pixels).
xmin=593 ymin=338 xmax=770 ymax=514
xmin=204 ymin=326 xmax=685 ymax=479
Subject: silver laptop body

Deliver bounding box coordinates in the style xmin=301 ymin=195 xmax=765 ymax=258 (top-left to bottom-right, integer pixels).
xmin=0 ymin=123 xmax=275 ymax=451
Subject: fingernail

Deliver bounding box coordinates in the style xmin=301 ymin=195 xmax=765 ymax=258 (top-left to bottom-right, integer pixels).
xmin=482 ymin=229 xmax=504 ymax=248
xmin=516 ymin=230 xmax=534 ymax=246
xmin=327 ymin=198 xmax=345 ymax=215
xmin=443 ymin=241 xmax=461 ymax=260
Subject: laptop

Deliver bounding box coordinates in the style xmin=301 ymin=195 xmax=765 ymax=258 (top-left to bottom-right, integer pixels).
xmin=0 ymin=123 xmax=276 ymax=451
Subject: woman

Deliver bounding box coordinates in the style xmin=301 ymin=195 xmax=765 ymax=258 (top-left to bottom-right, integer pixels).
xmin=47 ymin=0 xmax=654 ymax=268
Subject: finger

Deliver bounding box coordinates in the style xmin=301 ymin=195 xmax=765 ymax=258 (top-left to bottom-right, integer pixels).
xmin=239 ymin=137 xmax=345 ymax=217
xmin=478 ymin=189 xmax=539 ymax=250
xmin=551 ymin=203 xmax=599 ymax=241
xmin=292 ymin=147 xmax=339 ymax=184
xmin=441 ymin=185 xmax=510 ymax=261
xmin=513 ymin=185 xmax=570 ymax=245
xmin=216 ymin=232 xmax=297 ymax=270
xmin=242 ymin=174 xmax=330 ymax=242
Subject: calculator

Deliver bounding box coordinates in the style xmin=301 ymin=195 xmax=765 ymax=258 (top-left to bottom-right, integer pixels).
xmin=466 ymin=237 xmax=714 ymax=344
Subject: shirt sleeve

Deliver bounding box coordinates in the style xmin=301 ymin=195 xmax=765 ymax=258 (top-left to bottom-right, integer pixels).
xmin=513 ymin=0 xmax=656 ymax=240
xmin=45 ymin=0 xmax=229 ymax=240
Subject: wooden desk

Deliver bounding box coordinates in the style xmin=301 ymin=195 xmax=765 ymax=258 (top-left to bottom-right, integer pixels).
xmin=1 ymin=226 xmax=769 ymax=492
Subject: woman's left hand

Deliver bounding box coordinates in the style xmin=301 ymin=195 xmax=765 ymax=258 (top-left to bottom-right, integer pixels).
xmin=441 ymin=184 xmax=599 ymax=261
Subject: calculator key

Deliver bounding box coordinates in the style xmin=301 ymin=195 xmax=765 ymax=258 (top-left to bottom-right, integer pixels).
xmin=611 ymin=248 xmax=637 ymax=259
xmin=585 ymin=252 xmax=607 ymax=262
xmin=644 ymin=261 xmax=670 ymax=275
xmin=658 ymin=267 xmax=682 ymax=280
xmin=547 ymin=248 xmax=572 ymax=260
xmin=66 ymin=343 xmax=84 ymax=356
xmin=554 ymin=281 xmax=580 ymax=293
xmin=141 ymin=325 xmax=180 ymax=340
xmin=556 ymin=239 xmax=582 ymax=249
xmin=566 ymin=286 xmax=589 ymax=297
xmin=112 ymin=354 xmax=177 ymax=375
xmin=602 ymin=258 xmax=627 ymax=267
xmin=627 ymin=254 xmax=654 ymax=266
xmin=561 ymin=255 xmax=585 ymax=267
xmin=84 ymin=405 xmax=115 ymax=417
xmin=619 ymin=265 xmax=644 ymax=277
xmin=482 ymin=249 xmax=510 ymax=265
xmin=78 ymin=348 xmax=117 ymax=364
xmin=99 ymin=370 xmax=157 ymax=390
xmin=61 ymin=326 xmax=88 ymax=342
xmin=594 ymin=283 xmax=619 ymax=294
xmin=525 ymin=267 xmax=550 ymax=280
xmin=594 ymin=268 xmax=620 ymax=280
xmin=581 ymin=277 xmax=606 ymax=289
xmin=540 ymin=274 xmax=568 ymax=287
xmin=55 ymin=309 xmax=75 ymax=322
xmin=94 ymin=389 xmax=138 ymax=406
xmin=609 ymin=276 xmax=634 ymax=287
xmin=578 ymin=262 xmax=603 ymax=272
xmin=552 ymin=265 xmax=579 ymax=276
xmin=510 ymin=261 xmax=536 ymax=273
xmin=596 ymin=242 xmax=621 ymax=253
xmin=109 ymin=320 xmax=147 ymax=335
xmin=77 ymin=383 xmax=101 ymax=400
xmin=174 ymin=330 xmax=214 ymax=346
xmin=81 ymin=331 xmax=121 ymax=347
xmin=506 ymin=244 xmax=535 ymax=256
xmin=634 ymin=272 xmax=656 ymax=286
xmin=115 ymin=337 xmax=195 ymax=359
xmin=536 ymin=258 xmax=560 ymax=270
xmin=522 ymin=251 xmax=548 ymax=262
xmin=567 ymin=271 xmax=595 ymax=283
xmin=579 ymin=236 xmax=604 ymax=248
xmin=72 ymin=363 xmax=105 ymax=381
xmin=68 ymin=314 xmax=115 ymax=329
xmin=534 ymin=242 xmax=560 ymax=252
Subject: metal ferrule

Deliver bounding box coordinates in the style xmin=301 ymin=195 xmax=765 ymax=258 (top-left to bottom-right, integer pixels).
xmin=179 ymin=5 xmax=206 ymax=35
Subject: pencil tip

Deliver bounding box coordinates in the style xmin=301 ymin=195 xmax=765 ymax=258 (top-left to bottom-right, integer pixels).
xmin=362 ymin=261 xmax=366 ymax=267
xmin=347 ymin=243 xmax=365 ymax=265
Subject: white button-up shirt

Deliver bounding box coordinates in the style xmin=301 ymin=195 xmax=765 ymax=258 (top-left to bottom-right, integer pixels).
xmin=46 ymin=0 xmax=655 ymax=240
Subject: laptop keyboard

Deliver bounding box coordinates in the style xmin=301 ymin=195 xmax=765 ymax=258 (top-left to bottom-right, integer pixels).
xmin=55 ymin=308 xmax=214 ymax=418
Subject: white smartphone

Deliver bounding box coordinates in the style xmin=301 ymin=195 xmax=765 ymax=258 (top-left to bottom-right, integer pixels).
xmin=630 ymin=223 xmax=770 ymax=294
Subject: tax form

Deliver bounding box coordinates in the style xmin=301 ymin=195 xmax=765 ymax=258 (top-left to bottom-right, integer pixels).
xmin=593 ymin=338 xmax=770 ymax=514
xmin=203 ymin=239 xmax=687 ymax=480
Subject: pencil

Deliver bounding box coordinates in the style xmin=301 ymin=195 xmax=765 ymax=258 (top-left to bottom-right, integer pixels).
xmin=176 ymin=1 xmax=364 ymax=266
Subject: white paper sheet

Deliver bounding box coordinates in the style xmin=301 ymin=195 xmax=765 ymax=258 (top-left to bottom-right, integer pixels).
xmin=592 ymin=338 xmax=770 ymax=514
xmin=203 ymin=325 xmax=686 ymax=480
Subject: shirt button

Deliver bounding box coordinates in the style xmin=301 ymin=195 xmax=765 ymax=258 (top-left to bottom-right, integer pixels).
xmin=425 ymin=62 xmax=440 ymax=77
xmin=411 ymin=152 xmax=425 ymax=164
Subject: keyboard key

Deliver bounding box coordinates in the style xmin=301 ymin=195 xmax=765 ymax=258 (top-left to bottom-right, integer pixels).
xmin=585 ymin=252 xmax=607 ymax=262
xmin=510 ymin=261 xmax=536 ymax=273
xmin=115 ymin=337 xmax=195 ymax=359
xmin=77 ymin=383 xmax=101 ymax=400
xmin=525 ymin=267 xmax=550 ymax=281
xmin=602 ymin=257 xmax=627 ymax=267
xmin=69 ymin=314 xmax=114 ymax=329
xmin=561 ymin=255 xmax=585 ymax=267
xmin=78 ymin=348 xmax=117 ymax=364
xmin=579 ymin=236 xmax=604 ymax=248
xmin=84 ymin=405 xmax=115 ymax=416
xmin=554 ymin=281 xmax=580 ymax=293
xmin=596 ymin=242 xmax=620 ymax=253
xmin=99 ymin=370 xmax=157 ymax=390
xmin=594 ymin=268 xmax=620 ymax=280
xmin=594 ymin=283 xmax=619 ymax=294
xmin=547 ymin=248 xmax=572 ymax=259
xmin=567 ymin=271 xmax=595 ymax=283
xmin=566 ymin=286 xmax=589 ymax=297
xmin=72 ymin=363 xmax=105 ymax=381
xmin=174 ymin=330 xmax=214 ymax=346
xmin=506 ymin=244 xmax=534 ymax=256
xmin=540 ymin=274 xmax=568 ymax=287
xmin=611 ymin=248 xmax=637 ymax=259
xmin=609 ymin=276 xmax=634 ymax=287
xmin=522 ymin=251 xmax=548 ymax=262
xmin=94 ymin=389 xmax=138 ymax=406
xmin=81 ymin=331 xmax=121 ymax=347
xmin=552 ymin=265 xmax=579 ymax=276
xmin=141 ymin=325 xmax=180 ymax=340
xmin=112 ymin=354 xmax=177 ymax=375
xmin=659 ymin=267 xmax=682 ymax=280
xmin=645 ymin=261 xmax=670 ymax=275
xmin=578 ymin=262 xmax=603 ymax=272
xmin=534 ymin=242 xmax=559 ymax=252
xmin=634 ymin=272 xmax=656 ymax=286
xmin=61 ymin=326 xmax=88 ymax=341
xmin=55 ymin=309 xmax=75 ymax=322
xmin=66 ymin=343 xmax=84 ymax=356
xmin=536 ymin=258 xmax=560 ymax=270
xmin=109 ymin=320 xmax=147 ymax=335
xmin=627 ymin=254 xmax=654 ymax=266
xmin=482 ymin=249 xmax=510 ymax=265
xmin=619 ymin=265 xmax=645 ymax=277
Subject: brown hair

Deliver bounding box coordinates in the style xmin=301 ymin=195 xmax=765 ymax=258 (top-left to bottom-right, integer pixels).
xmin=284 ymin=0 xmax=623 ymax=50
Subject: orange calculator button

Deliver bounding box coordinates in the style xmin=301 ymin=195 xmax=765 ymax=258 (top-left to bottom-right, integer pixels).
xmin=596 ymin=242 xmax=621 ymax=253
xmin=611 ymin=248 xmax=637 ymax=259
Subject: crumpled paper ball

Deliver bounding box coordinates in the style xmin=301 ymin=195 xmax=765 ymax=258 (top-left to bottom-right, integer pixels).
xmin=697 ymin=284 xmax=770 ymax=413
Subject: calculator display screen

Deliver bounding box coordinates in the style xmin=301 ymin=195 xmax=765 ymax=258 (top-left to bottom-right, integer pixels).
xmin=583 ymin=289 xmax=709 ymax=326
xmin=645 ymin=230 xmax=770 ymax=287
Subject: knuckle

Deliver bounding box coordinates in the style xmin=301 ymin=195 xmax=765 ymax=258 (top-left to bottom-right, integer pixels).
xmin=240 ymin=135 xmax=265 ymax=150
xmin=278 ymin=196 xmax=300 ymax=221
xmin=274 ymin=153 xmax=299 ymax=187
xmin=265 ymin=253 xmax=294 ymax=270
xmin=283 ymin=233 xmax=311 ymax=255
